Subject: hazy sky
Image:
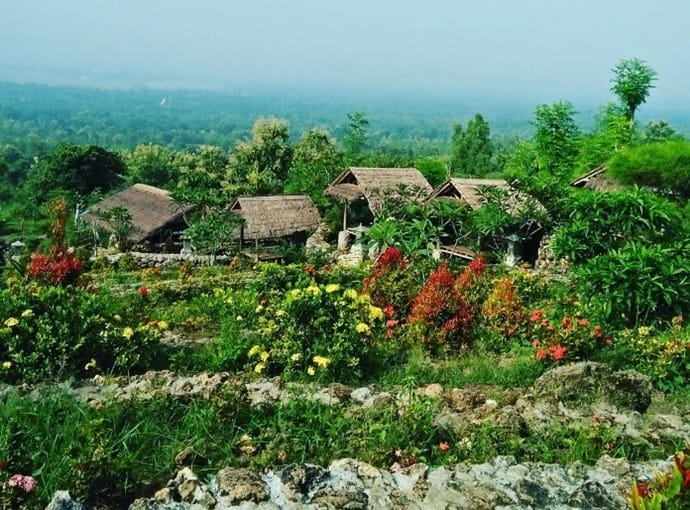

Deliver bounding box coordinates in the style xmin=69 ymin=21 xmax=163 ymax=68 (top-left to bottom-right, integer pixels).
xmin=2 ymin=0 xmax=689 ymax=107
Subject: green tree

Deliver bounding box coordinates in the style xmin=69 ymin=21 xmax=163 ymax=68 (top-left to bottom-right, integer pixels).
xmin=285 ymin=128 xmax=344 ymax=206
xmin=27 ymin=143 xmax=124 ymax=202
xmin=576 ymin=103 xmax=634 ymax=173
xmin=533 ymin=101 xmax=580 ymax=177
xmin=415 ymin=156 xmax=448 ymax=188
xmin=227 ymin=117 xmax=293 ymax=196
xmin=122 ymin=144 xmax=177 ymax=188
xmin=343 ymin=112 xmax=369 ymax=164
xmin=450 ymin=113 xmax=494 ymax=177
xmin=642 ymin=120 xmax=682 ymax=144
xmin=610 ymin=58 xmax=658 ymax=123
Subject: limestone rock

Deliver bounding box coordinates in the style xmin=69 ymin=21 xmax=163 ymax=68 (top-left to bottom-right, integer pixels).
xmin=215 ymin=467 xmax=269 ymax=505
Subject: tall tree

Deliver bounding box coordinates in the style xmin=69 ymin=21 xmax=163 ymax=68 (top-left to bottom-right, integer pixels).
xmin=610 ymin=58 xmax=658 ymax=123
xmin=533 ymin=101 xmax=580 ymax=177
xmin=343 ymin=112 xmax=369 ymax=164
xmin=122 ymin=144 xmax=177 ymax=188
xmin=227 ymin=117 xmax=292 ymax=196
xmin=27 ymin=143 xmax=124 ymax=203
xmin=286 ymin=128 xmax=344 ymax=206
xmin=450 ymin=113 xmax=494 ymax=177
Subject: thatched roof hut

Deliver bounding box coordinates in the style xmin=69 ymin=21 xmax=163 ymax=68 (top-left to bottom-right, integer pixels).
xmin=571 ymin=165 xmax=623 ymax=191
xmin=428 ymin=178 xmax=539 ymax=214
xmin=229 ymin=195 xmax=321 ymax=242
xmin=82 ymin=183 xmax=192 ymax=243
xmin=325 ymin=167 xmax=433 ymax=214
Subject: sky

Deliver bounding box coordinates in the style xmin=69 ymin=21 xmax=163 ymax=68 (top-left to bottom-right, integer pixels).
xmin=2 ymin=0 xmax=689 ymax=109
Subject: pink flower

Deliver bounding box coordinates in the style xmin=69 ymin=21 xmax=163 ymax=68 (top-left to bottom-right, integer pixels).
xmin=531 ymin=339 xmax=541 ymax=347
xmin=593 ymin=413 xmax=602 ymax=424
xmin=4 ymin=474 xmax=37 ymax=493
xmin=529 ymin=310 xmax=543 ymax=322
xmin=386 ymin=319 xmax=399 ymax=329
xmin=438 ymin=442 xmax=450 ymax=454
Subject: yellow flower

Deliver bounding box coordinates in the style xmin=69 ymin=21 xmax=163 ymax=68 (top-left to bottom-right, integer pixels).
xmin=276 ymin=309 xmax=286 ymax=317
xmin=305 ymin=285 xmax=321 ymax=296
xmin=358 ymin=294 xmax=371 ymax=304
xmin=21 ymin=309 xmax=33 ymax=318
xmin=248 ymin=345 xmax=261 ymax=358
xmin=355 ymin=322 xmax=370 ymax=334
xmin=157 ymin=321 xmax=169 ymax=331
xmin=637 ymin=326 xmax=652 ymax=337
xmin=260 ymin=351 xmax=270 ymax=362
xmin=255 ymin=305 xmax=265 ymax=314
xmin=290 ymin=353 xmax=302 ymax=362
xmin=325 ymin=284 xmax=340 ymax=294
xmin=2 ymin=361 xmax=11 ymax=369
xmin=122 ymin=327 xmax=134 ymax=340
xmin=368 ymin=305 xmax=384 ymax=321
xmin=313 ymin=355 xmax=331 ymax=369
xmin=254 ymin=362 xmax=266 ymax=374
xmin=344 ymin=289 xmax=358 ymax=300
xmin=4 ymin=317 xmax=18 ymax=328
xmin=290 ymin=289 xmax=302 ymax=298
xmin=307 ymin=366 xmax=316 ymax=376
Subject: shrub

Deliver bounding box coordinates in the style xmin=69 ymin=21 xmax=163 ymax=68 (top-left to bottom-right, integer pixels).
xmin=575 ymin=241 xmax=690 ymax=327
xmin=0 ymin=285 xmax=161 ymax=384
xmin=248 ymin=281 xmax=396 ymax=381
xmin=407 ymin=258 xmax=487 ymax=352
xmin=363 ymin=246 xmax=421 ymax=318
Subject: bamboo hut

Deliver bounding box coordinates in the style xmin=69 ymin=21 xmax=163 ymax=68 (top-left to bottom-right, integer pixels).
xmin=229 ymin=195 xmax=321 ymax=248
xmin=82 ymin=183 xmax=192 ymax=250
xmin=324 ymin=167 xmax=433 ymax=230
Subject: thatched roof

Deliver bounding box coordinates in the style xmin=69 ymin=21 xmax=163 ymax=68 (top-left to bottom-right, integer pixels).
xmin=82 ymin=184 xmax=192 ymax=242
xmin=428 ymin=178 xmax=540 ymax=215
xmin=230 ymin=195 xmax=321 ymax=241
xmin=571 ymin=165 xmax=624 ymax=191
xmin=325 ymin=167 xmax=433 ymax=213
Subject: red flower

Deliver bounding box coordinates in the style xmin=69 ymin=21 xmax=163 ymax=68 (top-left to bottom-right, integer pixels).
xmin=303 ymin=264 xmax=315 ymax=274
xmin=577 ymin=318 xmax=589 ymax=328
xmin=592 ymin=325 xmax=603 ymax=338
xmin=384 ymin=305 xmax=395 ymax=318
xmin=536 ymin=349 xmax=547 ymax=359
xmin=139 ymin=286 xmax=149 ymax=298
xmin=529 ymin=310 xmax=543 ymax=322
xmin=551 ymin=344 xmax=567 ymax=361
xmin=386 ymin=319 xmax=399 ymax=329
xmin=593 ymin=413 xmax=602 ymax=424
xmin=635 ymin=480 xmax=651 ymax=498
xmin=438 ymin=442 xmax=450 ymax=453
xmin=561 ymin=317 xmax=572 ymax=330
xmin=532 ymin=339 xmax=541 ymax=347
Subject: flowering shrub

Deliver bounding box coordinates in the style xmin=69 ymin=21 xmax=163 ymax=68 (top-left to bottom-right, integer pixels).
xmin=0 ymin=465 xmax=37 ymax=509
xmin=614 ymin=317 xmax=690 ymax=391
xmin=527 ymin=308 xmax=610 ymax=364
xmin=0 ymin=285 xmax=161 ymax=383
xmin=363 ymin=246 xmax=421 ymax=317
xmin=628 ymin=451 xmax=690 ymax=509
xmin=407 ymin=258 xmax=487 ymax=351
xmin=478 ymin=276 xmax=528 ymax=351
xmin=249 ymin=281 xmax=394 ymax=381
xmin=27 ymin=199 xmax=83 ymax=286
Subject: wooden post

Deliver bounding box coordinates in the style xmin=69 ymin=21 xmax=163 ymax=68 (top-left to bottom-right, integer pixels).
xmin=342 ymin=202 xmax=348 ymax=231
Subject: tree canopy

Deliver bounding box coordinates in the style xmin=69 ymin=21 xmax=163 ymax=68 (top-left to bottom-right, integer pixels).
xmin=610 ymin=58 xmax=658 ymax=123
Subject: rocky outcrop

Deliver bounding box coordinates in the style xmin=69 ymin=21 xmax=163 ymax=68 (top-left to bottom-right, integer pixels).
xmin=122 ymin=456 xmax=672 ymax=510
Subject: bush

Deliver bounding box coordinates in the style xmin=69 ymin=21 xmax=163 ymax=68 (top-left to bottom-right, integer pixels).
xmin=248 ymin=281 xmax=397 ymax=382
xmin=575 ymin=241 xmax=690 ymax=327
xmin=0 ymin=284 xmax=161 ymax=383
xmin=407 ymin=258 xmax=487 ymax=352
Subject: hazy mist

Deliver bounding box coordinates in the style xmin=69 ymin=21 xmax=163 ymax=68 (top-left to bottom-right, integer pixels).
xmin=3 ymin=0 xmax=689 ymax=109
